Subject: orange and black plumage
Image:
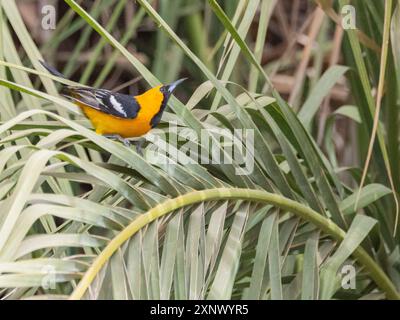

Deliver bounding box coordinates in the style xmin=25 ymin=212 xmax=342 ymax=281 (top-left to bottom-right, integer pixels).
xmin=40 ymin=61 xmax=186 ymax=152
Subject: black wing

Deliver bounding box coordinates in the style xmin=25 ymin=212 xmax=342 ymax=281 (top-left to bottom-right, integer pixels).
xmin=65 ymin=87 xmax=140 ymax=119
xmin=39 ymin=61 xmax=140 ymax=119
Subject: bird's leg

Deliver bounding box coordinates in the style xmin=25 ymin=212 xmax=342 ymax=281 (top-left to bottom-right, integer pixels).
xmin=103 ymin=134 xmax=131 ymax=147
xmin=103 ymin=135 xmax=145 ymax=155
xmin=133 ymin=138 xmax=145 ymax=156
xmin=121 ymin=138 xmax=131 ymax=148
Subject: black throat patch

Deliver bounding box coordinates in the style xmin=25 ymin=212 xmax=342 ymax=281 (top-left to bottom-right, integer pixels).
xmin=150 ymin=93 xmax=169 ymax=128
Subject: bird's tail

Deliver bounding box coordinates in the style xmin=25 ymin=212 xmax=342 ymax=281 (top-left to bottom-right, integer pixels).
xmin=39 ymin=60 xmax=66 ymax=79
xmin=39 ymin=60 xmax=75 ymax=98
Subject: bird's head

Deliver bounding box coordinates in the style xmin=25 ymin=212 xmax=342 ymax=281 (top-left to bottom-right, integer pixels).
xmin=159 ymin=78 xmax=187 ymax=102
xmin=135 ymin=78 xmax=187 ymax=116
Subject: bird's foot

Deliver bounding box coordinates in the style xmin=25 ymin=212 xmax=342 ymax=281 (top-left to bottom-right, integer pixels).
xmin=133 ymin=139 xmax=145 ymax=156
xmin=103 ymin=135 xmax=145 ymax=156
xmin=103 ymin=134 xmax=131 ymax=147
xmin=121 ymin=138 xmax=131 ymax=148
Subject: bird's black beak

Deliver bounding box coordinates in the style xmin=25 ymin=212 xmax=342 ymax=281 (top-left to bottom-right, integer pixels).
xmin=166 ymin=78 xmax=187 ymax=94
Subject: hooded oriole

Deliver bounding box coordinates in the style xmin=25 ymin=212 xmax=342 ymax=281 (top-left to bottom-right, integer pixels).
xmin=40 ymin=61 xmax=186 ymax=153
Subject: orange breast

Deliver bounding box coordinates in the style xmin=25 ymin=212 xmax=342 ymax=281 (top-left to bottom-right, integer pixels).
xmin=79 ymin=105 xmax=151 ymax=137
xmin=77 ymin=86 xmax=164 ymax=138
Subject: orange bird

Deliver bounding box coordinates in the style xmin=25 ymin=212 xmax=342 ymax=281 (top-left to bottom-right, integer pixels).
xmin=40 ymin=61 xmax=186 ymax=153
